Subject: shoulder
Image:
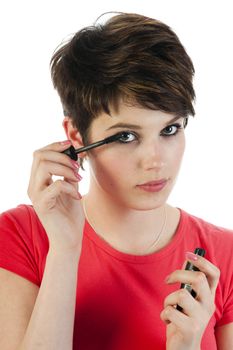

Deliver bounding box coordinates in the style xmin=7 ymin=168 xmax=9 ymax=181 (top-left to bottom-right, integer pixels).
xmin=0 ymin=204 xmax=48 ymax=286
xmin=180 ymin=208 xmax=233 ymax=245
xmin=0 ymin=204 xmax=48 ymax=247
xmin=179 ymin=208 xmax=233 ymax=272
xmin=1 ymin=203 xmax=41 ymax=225
xmin=1 ymin=203 xmax=36 ymax=223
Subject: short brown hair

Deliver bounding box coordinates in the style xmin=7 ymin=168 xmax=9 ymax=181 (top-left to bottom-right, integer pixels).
xmin=50 ymin=12 xmax=195 ymax=168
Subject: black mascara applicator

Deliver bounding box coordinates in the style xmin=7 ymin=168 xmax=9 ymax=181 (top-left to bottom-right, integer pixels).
xmin=62 ymin=132 xmax=126 ymax=161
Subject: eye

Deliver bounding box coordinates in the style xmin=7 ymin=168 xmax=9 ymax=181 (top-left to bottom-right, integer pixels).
xmin=161 ymin=123 xmax=183 ymax=137
xmin=117 ymin=131 xmax=137 ymax=143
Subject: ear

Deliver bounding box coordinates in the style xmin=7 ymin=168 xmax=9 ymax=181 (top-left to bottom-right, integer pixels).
xmin=62 ymin=117 xmax=87 ymax=158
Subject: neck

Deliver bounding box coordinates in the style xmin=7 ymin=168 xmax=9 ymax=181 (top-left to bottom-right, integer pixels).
xmin=81 ymin=190 xmax=176 ymax=255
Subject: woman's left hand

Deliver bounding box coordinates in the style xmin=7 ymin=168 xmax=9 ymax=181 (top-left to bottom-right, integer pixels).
xmin=160 ymin=252 xmax=220 ymax=350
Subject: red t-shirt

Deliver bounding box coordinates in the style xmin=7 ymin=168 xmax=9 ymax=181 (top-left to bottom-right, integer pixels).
xmin=0 ymin=204 xmax=233 ymax=349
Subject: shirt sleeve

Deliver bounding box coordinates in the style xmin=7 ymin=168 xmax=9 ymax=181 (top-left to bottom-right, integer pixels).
xmin=216 ymin=270 xmax=233 ymax=327
xmin=215 ymin=230 xmax=233 ymax=327
xmin=0 ymin=205 xmax=41 ymax=286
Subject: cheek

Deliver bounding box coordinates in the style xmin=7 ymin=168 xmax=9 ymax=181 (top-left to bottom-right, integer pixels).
xmin=89 ymin=151 xmax=131 ymax=187
xmin=169 ymin=137 xmax=185 ymax=169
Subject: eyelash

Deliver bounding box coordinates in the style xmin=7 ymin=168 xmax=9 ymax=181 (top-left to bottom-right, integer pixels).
xmin=116 ymin=123 xmax=183 ymax=143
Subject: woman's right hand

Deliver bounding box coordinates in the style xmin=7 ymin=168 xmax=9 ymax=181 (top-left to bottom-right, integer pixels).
xmin=27 ymin=140 xmax=85 ymax=254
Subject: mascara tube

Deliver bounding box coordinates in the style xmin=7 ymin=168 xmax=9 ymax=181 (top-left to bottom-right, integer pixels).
xmin=176 ymin=247 xmax=206 ymax=312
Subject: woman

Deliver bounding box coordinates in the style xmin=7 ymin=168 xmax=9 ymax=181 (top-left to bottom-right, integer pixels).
xmin=0 ymin=12 xmax=232 ymax=350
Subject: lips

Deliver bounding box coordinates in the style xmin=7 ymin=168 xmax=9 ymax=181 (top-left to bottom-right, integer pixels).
xmin=136 ymin=178 xmax=168 ymax=193
xmin=138 ymin=179 xmax=168 ymax=186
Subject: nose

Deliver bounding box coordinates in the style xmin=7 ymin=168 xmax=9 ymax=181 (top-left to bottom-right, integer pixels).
xmin=140 ymin=141 xmax=165 ymax=170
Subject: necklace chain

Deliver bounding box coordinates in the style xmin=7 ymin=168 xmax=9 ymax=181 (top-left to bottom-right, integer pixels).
xmin=82 ymin=198 xmax=167 ymax=253
xmin=144 ymin=205 xmax=167 ymax=252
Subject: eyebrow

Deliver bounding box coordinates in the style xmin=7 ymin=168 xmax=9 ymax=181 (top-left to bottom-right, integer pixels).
xmin=106 ymin=115 xmax=183 ymax=131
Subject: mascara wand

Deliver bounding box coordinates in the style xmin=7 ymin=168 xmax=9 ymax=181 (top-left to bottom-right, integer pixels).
xmin=62 ymin=132 xmax=126 ymax=161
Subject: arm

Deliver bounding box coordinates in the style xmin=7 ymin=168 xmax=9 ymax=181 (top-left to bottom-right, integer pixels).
xmin=0 ymin=268 xmax=39 ymax=350
xmin=1 ymin=139 xmax=84 ymax=350
xmin=19 ymin=249 xmax=81 ymax=350
xmin=19 ymin=140 xmax=84 ymax=349
xmin=215 ymin=323 xmax=233 ymax=350
xmin=0 ymin=249 xmax=80 ymax=350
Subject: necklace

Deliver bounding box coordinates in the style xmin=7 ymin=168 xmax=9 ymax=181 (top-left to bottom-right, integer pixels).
xmin=82 ymin=198 xmax=167 ymax=253
xmin=144 ymin=205 xmax=167 ymax=253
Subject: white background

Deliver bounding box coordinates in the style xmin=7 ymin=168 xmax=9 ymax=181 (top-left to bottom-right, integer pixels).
xmin=0 ymin=0 xmax=232 ymax=228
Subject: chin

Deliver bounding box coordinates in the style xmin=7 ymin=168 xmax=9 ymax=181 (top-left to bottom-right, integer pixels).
xmin=126 ymin=197 xmax=167 ymax=212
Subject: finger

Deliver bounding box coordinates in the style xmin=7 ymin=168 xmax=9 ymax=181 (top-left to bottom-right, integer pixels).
xmin=39 ymin=140 xmax=72 ymax=152
xmin=166 ymin=270 xmax=210 ymax=302
xmin=160 ymin=305 xmax=190 ymax=328
xmin=63 ymin=177 xmax=82 ymax=194
xmin=184 ymin=254 xmax=220 ymax=294
xmin=164 ymin=288 xmax=200 ymax=316
xmin=29 ymin=141 xmax=79 ymax=187
xmin=37 ymin=179 xmax=81 ymax=211
xmin=167 ymin=255 xmax=220 ymax=296
xmin=31 ymin=145 xmax=79 ymax=174
xmin=30 ymin=161 xmax=81 ymax=198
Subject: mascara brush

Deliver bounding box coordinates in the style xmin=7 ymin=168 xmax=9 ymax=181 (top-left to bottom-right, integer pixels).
xmin=62 ymin=132 xmax=126 ymax=161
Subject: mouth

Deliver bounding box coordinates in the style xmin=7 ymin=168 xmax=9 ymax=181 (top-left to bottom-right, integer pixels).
xmin=138 ymin=179 xmax=168 ymax=186
xmin=136 ymin=178 xmax=168 ymax=193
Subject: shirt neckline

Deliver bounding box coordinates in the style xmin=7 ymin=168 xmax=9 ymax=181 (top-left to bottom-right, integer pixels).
xmin=84 ymin=208 xmax=186 ymax=263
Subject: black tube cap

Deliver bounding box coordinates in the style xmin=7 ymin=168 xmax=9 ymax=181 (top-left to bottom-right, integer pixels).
xmin=194 ymin=248 xmax=206 ymax=257
xmin=62 ymin=146 xmax=78 ymax=161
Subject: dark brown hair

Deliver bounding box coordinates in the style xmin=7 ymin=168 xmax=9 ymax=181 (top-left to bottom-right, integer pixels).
xmin=50 ymin=12 xmax=195 ymax=169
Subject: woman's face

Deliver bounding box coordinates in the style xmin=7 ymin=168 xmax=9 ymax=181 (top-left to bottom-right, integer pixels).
xmin=85 ymin=102 xmax=186 ymax=211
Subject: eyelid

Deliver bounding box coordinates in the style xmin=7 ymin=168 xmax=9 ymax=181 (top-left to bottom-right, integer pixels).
xmin=115 ymin=123 xmax=183 ymax=141
xmin=164 ymin=122 xmax=183 ymax=129
xmin=161 ymin=122 xmax=183 ymax=130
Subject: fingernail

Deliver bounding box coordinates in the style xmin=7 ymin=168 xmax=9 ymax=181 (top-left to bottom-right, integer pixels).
xmin=74 ymin=172 xmax=82 ymax=181
xmin=60 ymin=140 xmax=71 ymax=145
xmin=71 ymin=160 xmax=80 ymax=169
xmin=185 ymin=251 xmax=199 ymax=261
